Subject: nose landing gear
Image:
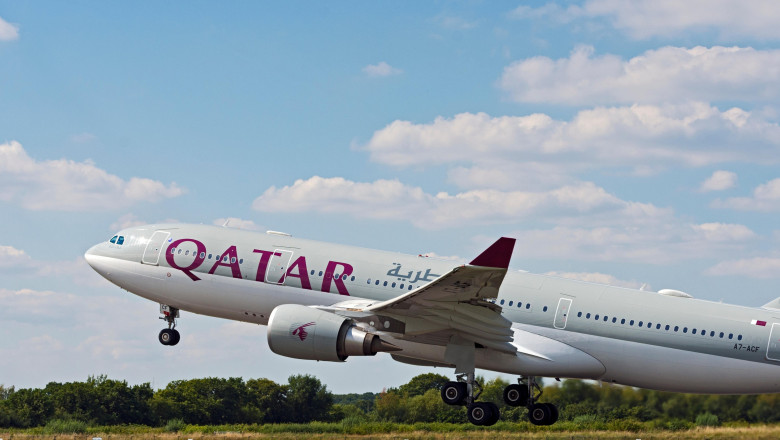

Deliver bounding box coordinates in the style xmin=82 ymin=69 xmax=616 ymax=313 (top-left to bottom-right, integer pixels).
xmin=159 ymin=304 xmax=180 ymax=346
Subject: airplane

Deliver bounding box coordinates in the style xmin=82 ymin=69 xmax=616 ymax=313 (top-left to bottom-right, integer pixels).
xmin=84 ymin=223 xmax=780 ymax=426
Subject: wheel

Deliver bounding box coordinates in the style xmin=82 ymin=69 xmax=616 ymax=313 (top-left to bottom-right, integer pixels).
xmin=170 ymin=329 xmax=181 ymax=346
xmin=441 ymin=381 xmax=467 ymax=405
xmin=503 ymin=384 xmax=529 ymax=407
xmin=528 ymin=402 xmax=552 ymax=426
xmin=159 ymin=328 xmax=175 ymax=346
xmin=467 ymin=402 xmax=495 ymax=426
xmin=484 ymin=402 xmax=500 ymax=426
xmin=544 ymin=403 xmax=559 ymax=424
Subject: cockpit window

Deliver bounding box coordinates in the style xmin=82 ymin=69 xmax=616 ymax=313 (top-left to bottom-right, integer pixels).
xmin=117 ymin=236 xmax=125 ymax=245
xmin=110 ymin=235 xmax=118 ymax=244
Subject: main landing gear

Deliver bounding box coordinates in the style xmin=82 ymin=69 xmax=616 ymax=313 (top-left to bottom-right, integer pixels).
xmin=159 ymin=304 xmax=180 ymax=346
xmin=440 ymin=375 xmax=559 ymax=426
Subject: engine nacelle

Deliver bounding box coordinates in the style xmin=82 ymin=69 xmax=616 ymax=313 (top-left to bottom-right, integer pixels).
xmin=267 ymin=304 xmax=399 ymax=362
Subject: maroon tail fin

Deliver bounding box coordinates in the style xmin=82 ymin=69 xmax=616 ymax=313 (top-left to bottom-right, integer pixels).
xmin=469 ymin=237 xmax=516 ymax=269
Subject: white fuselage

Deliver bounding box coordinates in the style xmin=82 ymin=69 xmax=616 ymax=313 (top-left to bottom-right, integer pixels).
xmin=85 ymin=223 xmax=780 ymax=394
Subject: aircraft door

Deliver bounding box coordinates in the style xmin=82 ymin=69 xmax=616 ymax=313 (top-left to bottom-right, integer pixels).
xmin=266 ymin=249 xmax=294 ymax=285
xmin=142 ymin=231 xmax=170 ymax=265
xmin=554 ymin=297 xmax=573 ymax=329
xmin=766 ymin=323 xmax=780 ymax=361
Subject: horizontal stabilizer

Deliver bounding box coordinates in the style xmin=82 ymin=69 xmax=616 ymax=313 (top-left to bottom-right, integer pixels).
xmin=762 ymin=297 xmax=780 ymax=310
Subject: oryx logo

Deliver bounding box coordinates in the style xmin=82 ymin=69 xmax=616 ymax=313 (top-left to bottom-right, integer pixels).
xmin=292 ymin=322 xmax=315 ymax=341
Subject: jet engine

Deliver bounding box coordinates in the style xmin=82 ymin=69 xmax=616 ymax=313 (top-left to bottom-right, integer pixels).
xmin=267 ymin=304 xmax=400 ymax=362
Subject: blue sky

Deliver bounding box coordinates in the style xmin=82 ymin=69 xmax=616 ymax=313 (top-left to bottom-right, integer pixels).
xmin=2 ymin=1 xmax=780 ymax=392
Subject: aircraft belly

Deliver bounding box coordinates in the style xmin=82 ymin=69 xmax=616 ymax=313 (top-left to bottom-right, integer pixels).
xmin=518 ymin=324 xmax=780 ymax=394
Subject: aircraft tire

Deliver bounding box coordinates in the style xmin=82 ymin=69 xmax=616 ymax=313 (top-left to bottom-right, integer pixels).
xmin=466 ymin=402 xmax=495 ymax=426
xmin=441 ymin=381 xmax=467 ymax=406
xmin=544 ymin=403 xmax=559 ymax=424
xmin=503 ymin=384 xmax=529 ymax=407
xmin=484 ymin=402 xmax=500 ymax=426
xmin=170 ymin=329 xmax=181 ymax=346
xmin=159 ymin=329 xmax=175 ymax=346
xmin=528 ymin=402 xmax=552 ymax=426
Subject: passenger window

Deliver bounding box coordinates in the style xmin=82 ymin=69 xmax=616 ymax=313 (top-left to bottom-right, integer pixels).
xmin=621 ymin=319 xmax=625 ymax=324
xmin=178 ymin=249 xmax=182 ymax=255
xmin=110 ymin=235 xmax=118 ymax=244
xmin=638 ymin=321 xmax=642 ymax=326
xmin=408 ymin=285 xmax=413 ymax=290
xmin=612 ymin=317 xmax=617 ymax=323
xmin=674 ymin=326 xmax=679 ymax=332
xmin=319 ymin=271 xmax=323 ymax=276
xmin=231 ymin=257 xmax=236 ymax=263
xmin=586 ymin=313 xmax=591 ymax=319
xmin=518 ymin=302 xmax=522 ymax=307
xmin=728 ymin=333 xmax=733 ymax=339
xmin=578 ymin=312 xmax=582 ymax=317
xmin=665 ymin=325 xmax=670 ymax=330
xmin=400 ymin=284 xmax=404 ymax=289
xmin=501 ymin=299 xmax=505 ymax=305
xmin=117 ymin=236 xmax=125 ymax=245
xmin=526 ymin=304 xmax=530 ymax=309
xmin=629 ymin=320 xmax=634 ymax=326
xmin=646 ymin=322 xmax=651 ymax=328
xmin=603 ymin=316 xmax=608 ymax=321
xmin=719 ymin=332 xmax=724 ymax=338
xmin=738 ymin=335 xmax=743 ymax=341
xmin=656 ymin=324 xmax=661 ymax=329
xmin=185 ymin=250 xmax=190 ymax=256
xmin=508 ymin=301 xmax=514 ymax=306
xmin=171 ymin=248 xmax=176 ymax=254
xmin=383 ymin=281 xmax=388 ymax=287
xmin=595 ymin=314 xmax=600 ymax=320
xmin=200 ymin=252 xmax=205 ymax=259
xmin=710 ymin=331 xmax=715 ymax=337
xmin=239 ymin=258 xmax=243 ymax=264
xmin=375 ymin=280 xmax=380 ymax=285
xmin=311 ymin=270 xmax=316 ymax=275
xmin=683 ymin=327 xmax=687 ymax=333
xmin=543 ymin=306 xmax=548 ymax=312
xmin=351 ymin=276 xmax=355 ymax=281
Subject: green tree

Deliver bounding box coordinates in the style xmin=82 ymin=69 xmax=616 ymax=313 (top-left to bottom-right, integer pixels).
xmin=286 ymin=374 xmax=333 ymax=423
xmin=398 ymin=373 xmax=451 ymax=397
xmin=246 ymin=378 xmax=288 ymax=423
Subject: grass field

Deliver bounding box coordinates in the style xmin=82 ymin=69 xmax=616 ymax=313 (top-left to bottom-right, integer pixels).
xmin=4 ymin=425 xmax=780 ymax=440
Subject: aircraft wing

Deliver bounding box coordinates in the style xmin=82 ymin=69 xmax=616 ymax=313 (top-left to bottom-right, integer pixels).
xmin=363 ymin=237 xmax=517 ymax=354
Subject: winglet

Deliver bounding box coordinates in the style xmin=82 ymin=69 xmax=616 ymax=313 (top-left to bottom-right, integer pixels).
xmin=469 ymin=237 xmax=516 ymax=269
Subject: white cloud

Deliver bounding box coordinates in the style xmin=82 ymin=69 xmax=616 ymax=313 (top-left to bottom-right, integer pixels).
xmin=435 ymin=15 xmax=478 ymax=30
xmin=508 ymin=1 xmax=780 ymax=40
xmin=0 ymin=245 xmax=33 ymax=269
xmin=508 ymin=219 xmax=756 ymax=264
xmin=499 ymin=45 xmax=780 ymax=105
xmin=585 ymin=0 xmax=780 ymax=40
xmin=713 ymin=178 xmax=780 ymax=211
xmin=252 ymin=176 xmax=634 ymax=229
xmin=361 ymin=106 xmax=780 ymax=186
xmin=362 ymin=62 xmax=403 ymax=77
xmin=70 ymin=132 xmax=97 ymax=144
xmin=544 ymin=271 xmax=646 ymax=289
xmin=0 ymin=16 xmax=19 ymax=41
xmin=700 ymin=170 xmax=737 ymax=192
xmin=706 ymin=257 xmax=780 ymax=278
xmin=0 ymin=141 xmax=184 ymax=211
xmin=110 ymin=213 xmax=148 ymax=231
xmin=212 ymin=217 xmax=261 ymax=231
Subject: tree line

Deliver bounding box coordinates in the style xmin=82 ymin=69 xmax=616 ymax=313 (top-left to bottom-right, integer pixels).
xmin=2 ymin=373 xmax=780 ymax=428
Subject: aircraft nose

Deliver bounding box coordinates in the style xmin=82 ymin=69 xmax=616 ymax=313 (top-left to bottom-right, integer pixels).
xmin=84 ymin=244 xmax=99 ymax=268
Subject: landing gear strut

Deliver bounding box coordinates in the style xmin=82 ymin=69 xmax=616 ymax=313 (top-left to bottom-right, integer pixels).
xmin=158 ymin=304 xmax=180 ymax=346
xmin=503 ymin=376 xmax=558 ymax=425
